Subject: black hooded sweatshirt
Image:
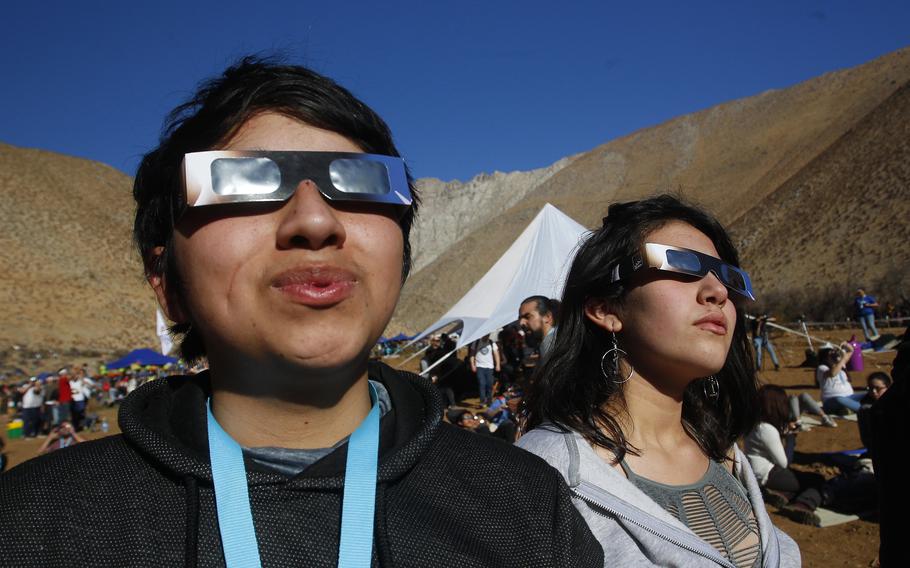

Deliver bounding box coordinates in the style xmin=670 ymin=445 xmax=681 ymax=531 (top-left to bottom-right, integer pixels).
xmin=0 ymin=363 xmax=602 ymax=567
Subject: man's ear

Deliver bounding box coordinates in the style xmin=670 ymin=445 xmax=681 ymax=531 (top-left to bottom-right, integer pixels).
xmin=584 ymin=297 xmax=622 ymax=333
xmin=145 ymin=246 xmax=187 ymax=323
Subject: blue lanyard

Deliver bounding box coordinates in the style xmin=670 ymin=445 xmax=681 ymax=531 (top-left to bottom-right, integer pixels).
xmin=206 ymin=383 xmax=381 ymax=568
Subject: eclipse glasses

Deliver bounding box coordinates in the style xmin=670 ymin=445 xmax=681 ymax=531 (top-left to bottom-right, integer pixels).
xmin=610 ymin=243 xmax=755 ymax=301
xmin=181 ymin=151 xmax=412 ymax=215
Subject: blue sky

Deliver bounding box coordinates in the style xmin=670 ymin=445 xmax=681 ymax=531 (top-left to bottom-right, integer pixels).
xmin=1 ymin=1 xmax=908 ymax=182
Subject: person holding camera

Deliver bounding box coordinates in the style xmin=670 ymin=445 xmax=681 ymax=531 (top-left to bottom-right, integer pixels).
xmin=37 ymin=421 xmax=85 ymax=455
xmin=18 ymin=379 xmax=44 ymax=438
xmin=817 ymin=342 xmax=865 ymax=414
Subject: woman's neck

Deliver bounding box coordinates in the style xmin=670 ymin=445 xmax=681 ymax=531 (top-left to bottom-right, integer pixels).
xmin=207 ymin=355 xmax=373 ymax=449
xmin=620 ymin=373 xmax=690 ymax=450
xmin=608 ymin=371 xmax=711 ymax=484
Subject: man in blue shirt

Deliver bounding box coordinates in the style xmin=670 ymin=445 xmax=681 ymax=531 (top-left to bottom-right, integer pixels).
xmin=854 ymin=288 xmax=880 ymax=341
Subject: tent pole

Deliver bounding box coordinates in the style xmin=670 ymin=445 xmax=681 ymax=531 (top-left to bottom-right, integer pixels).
xmin=395 ymin=344 xmax=430 ymax=368
xmin=800 ymin=321 xmax=814 ymax=350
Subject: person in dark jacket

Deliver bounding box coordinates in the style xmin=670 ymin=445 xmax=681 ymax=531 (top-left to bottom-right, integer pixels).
xmin=871 ymin=326 xmax=910 ymax=568
xmin=0 ymin=57 xmax=601 ymax=568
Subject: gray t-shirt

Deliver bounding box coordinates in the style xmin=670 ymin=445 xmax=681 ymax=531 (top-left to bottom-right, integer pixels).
xmin=242 ymin=380 xmax=392 ymax=477
xmin=539 ymin=326 xmax=557 ymax=361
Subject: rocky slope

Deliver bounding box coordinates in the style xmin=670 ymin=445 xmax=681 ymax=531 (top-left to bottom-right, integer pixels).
xmin=2 ymin=47 xmax=909 ymax=355
xmin=730 ymin=79 xmax=910 ymax=319
xmin=391 ymin=46 xmax=910 ymax=333
xmin=410 ymin=155 xmax=577 ymax=273
xmin=0 ymin=143 xmax=158 ymax=357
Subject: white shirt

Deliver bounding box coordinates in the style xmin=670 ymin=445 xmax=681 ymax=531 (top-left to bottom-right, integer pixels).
xmin=816 ymin=364 xmax=854 ymax=400
xmin=22 ymin=386 xmax=44 ymax=409
xmin=473 ymin=340 xmax=498 ymax=369
xmin=743 ymin=422 xmax=788 ymax=485
xmin=69 ymin=378 xmax=96 ymax=402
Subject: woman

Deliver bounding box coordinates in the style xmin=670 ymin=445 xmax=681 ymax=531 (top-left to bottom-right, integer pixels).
xmin=788 ymin=391 xmax=837 ymax=428
xmin=858 ymin=371 xmax=892 ymax=456
xmin=518 ymin=195 xmax=800 ymax=567
xmin=862 ymin=372 xmax=891 ymax=404
xmin=816 ymin=343 xmax=864 ymax=414
xmin=745 ymin=386 xmax=824 ymax=526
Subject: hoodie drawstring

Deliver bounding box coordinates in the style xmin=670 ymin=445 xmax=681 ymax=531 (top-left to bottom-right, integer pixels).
xmin=184 ymin=475 xmax=199 ymax=568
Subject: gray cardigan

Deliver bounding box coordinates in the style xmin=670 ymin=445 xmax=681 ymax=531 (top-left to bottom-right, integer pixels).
xmin=517 ymin=426 xmax=801 ymax=567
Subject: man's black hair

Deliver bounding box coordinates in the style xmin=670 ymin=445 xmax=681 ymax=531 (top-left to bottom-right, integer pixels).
xmin=133 ymin=55 xmax=420 ymax=361
xmin=520 ymin=295 xmax=552 ymax=317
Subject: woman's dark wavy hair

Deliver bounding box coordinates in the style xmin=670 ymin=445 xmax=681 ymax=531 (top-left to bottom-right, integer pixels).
xmin=757 ymin=385 xmax=790 ymax=433
xmin=133 ymin=55 xmax=419 ymax=362
xmin=524 ymin=194 xmax=759 ymax=463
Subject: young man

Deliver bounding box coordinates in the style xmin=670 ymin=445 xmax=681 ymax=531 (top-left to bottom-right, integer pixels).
xmin=854 ymin=288 xmax=880 ymax=341
xmin=0 ymin=58 xmax=601 ymax=567
xmin=469 ymin=334 xmax=500 ymax=405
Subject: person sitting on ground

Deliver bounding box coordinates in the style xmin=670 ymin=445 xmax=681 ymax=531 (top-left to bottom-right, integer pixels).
xmin=862 ymin=372 xmax=891 ymax=405
xmin=816 ymin=342 xmax=865 ymax=414
xmin=788 ymin=391 xmax=837 ymax=428
xmin=0 ymin=56 xmax=601 ymax=568
xmin=858 ymin=372 xmax=891 ymax=457
xmin=745 ymin=385 xmax=825 ymax=526
xmin=455 ymin=409 xmax=515 ymax=443
xmin=37 ymin=421 xmax=85 ymax=455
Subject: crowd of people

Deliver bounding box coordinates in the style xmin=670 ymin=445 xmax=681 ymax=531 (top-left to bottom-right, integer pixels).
xmin=1 ymin=56 xmax=906 ymax=568
xmin=0 ymin=363 xmax=180 ymax=452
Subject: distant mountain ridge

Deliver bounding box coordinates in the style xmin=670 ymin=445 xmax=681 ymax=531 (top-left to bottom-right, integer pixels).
xmin=391 ymin=46 xmax=910 ymax=333
xmin=1 ymin=47 xmax=908 ymax=356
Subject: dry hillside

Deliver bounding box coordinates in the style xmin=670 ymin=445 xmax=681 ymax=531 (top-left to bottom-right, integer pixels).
xmin=391 ymin=47 xmax=910 ymax=333
xmin=730 ymin=79 xmax=910 ymax=318
xmin=1 ymin=48 xmax=908 ymax=356
xmin=0 ymin=143 xmax=158 ymax=361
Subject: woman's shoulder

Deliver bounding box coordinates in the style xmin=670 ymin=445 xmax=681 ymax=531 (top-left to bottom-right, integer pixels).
xmin=755 ymin=421 xmax=780 ymax=435
xmin=516 ymin=425 xmax=573 ymax=459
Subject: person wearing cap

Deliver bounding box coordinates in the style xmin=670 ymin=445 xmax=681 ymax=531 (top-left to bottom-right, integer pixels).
xmin=18 ymin=379 xmax=44 ymax=438
xmin=0 ymin=57 xmax=601 ymax=568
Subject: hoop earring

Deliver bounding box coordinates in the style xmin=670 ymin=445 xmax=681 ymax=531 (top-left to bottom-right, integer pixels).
xmin=703 ymin=375 xmax=720 ymax=401
xmin=601 ymin=332 xmax=633 ymax=384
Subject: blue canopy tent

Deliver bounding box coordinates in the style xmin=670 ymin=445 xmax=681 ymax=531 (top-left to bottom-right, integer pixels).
xmin=389 ymin=333 xmax=412 ymax=342
xmin=106 ymin=349 xmax=177 ymax=370
xmin=36 ymin=372 xmax=55 ymax=382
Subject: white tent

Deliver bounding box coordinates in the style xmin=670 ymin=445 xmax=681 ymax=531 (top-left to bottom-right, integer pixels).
xmin=156 ymin=308 xmax=175 ymax=356
xmin=414 ymin=203 xmax=589 ymax=351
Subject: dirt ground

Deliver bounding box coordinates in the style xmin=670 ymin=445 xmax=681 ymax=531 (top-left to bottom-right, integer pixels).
xmin=747 ymin=326 xmax=894 ymax=568
xmin=2 ymin=325 xmax=896 ymax=567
